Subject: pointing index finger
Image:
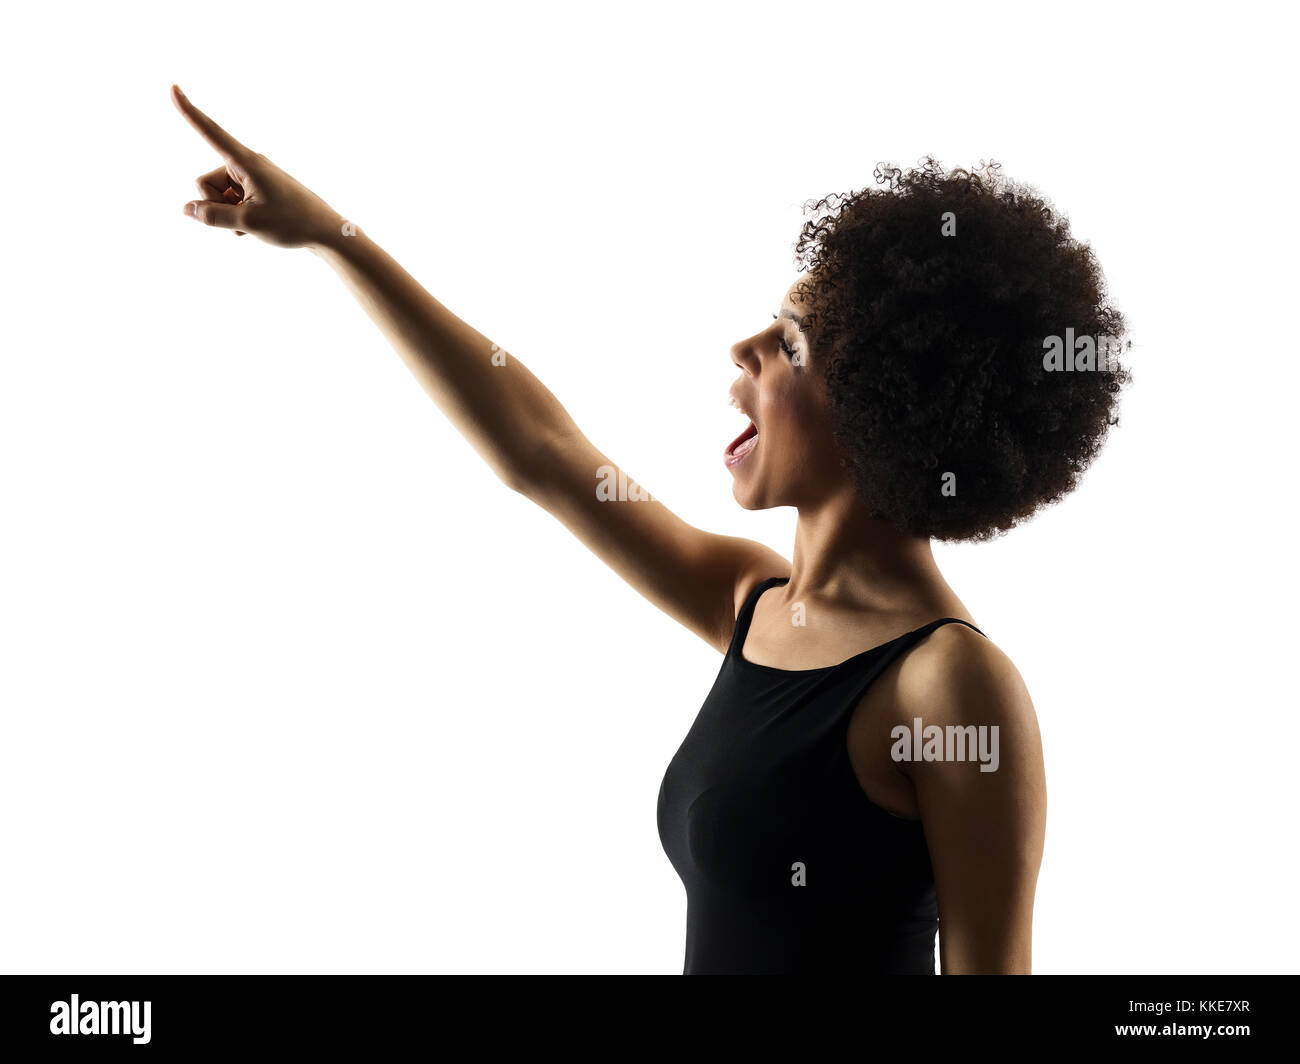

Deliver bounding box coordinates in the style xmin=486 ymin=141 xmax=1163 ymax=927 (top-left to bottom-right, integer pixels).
xmin=170 ymin=84 xmax=253 ymax=163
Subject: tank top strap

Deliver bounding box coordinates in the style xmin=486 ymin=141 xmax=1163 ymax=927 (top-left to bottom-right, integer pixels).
xmin=907 ymin=616 xmax=985 ymax=642
xmin=726 ymin=575 xmax=789 ymax=658
xmin=838 ymin=616 xmax=987 ymax=708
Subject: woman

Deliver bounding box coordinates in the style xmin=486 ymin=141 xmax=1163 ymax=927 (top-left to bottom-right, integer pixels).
xmin=171 ymin=85 xmax=1128 ymax=975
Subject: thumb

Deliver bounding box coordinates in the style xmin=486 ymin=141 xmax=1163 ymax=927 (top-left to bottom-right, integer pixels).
xmin=184 ymin=200 xmax=246 ymax=230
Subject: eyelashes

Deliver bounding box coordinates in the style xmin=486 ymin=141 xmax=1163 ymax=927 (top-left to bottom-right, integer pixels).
xmin=771 ymin=312 xmax=800 ymax=361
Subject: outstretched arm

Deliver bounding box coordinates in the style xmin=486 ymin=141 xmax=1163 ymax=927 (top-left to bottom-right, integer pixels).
xmin=171 ymin=85 xmax=788 ymax=651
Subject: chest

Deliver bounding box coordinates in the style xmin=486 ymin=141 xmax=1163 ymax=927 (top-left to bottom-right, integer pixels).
xmin=740 ymin=598 xmax=928 ymax=672
xmin=656 ymin=659 xmax=922 ymax=897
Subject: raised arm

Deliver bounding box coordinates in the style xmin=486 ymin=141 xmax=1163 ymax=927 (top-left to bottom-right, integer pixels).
xmin=171 ymin=85 xmax=787 ymax=650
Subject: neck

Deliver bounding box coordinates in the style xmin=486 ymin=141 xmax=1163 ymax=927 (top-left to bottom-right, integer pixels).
xmin=785 ymin=486 xmax=946 ymax=608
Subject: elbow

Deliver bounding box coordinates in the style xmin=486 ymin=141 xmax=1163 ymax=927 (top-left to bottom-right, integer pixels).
xmin=500 ymin=429 xmax=570 ymax=499
xmin=498 ymin=466 xmax=534 ymax=497
xmin=494 ymin=450 xmax=548 ymax=499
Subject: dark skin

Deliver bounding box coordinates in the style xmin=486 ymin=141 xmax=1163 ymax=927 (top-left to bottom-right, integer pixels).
xmin=172 ymin=83 xmax=1047 ymax=973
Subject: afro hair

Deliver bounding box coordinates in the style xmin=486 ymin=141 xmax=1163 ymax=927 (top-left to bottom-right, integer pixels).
xmin=791 ymin=157 xmax=1131 ymax=541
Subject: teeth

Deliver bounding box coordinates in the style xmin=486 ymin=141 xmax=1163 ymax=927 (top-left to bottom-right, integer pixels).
xmin=728 ymin=396 xmax=741 ymax=410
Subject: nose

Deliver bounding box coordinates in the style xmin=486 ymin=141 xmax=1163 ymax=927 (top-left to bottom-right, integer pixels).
xmin=730 ymin=337 xmax=760 ymax=377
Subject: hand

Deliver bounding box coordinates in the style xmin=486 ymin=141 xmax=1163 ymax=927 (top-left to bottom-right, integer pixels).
xmin=172 ymin=84 xmax=345 ymax=249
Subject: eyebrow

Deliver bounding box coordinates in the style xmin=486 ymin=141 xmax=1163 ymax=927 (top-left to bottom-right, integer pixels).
xmin=772 ymin=309 xmax=808 ymax=329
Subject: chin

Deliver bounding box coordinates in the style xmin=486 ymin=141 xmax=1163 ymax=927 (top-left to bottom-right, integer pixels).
xmin=730 ymin=482 xmax=757 ymax=509
xmin=731 ymin=479 xmax=777 ymax=511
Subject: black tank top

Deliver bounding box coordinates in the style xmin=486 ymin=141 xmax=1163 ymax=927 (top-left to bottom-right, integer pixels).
xmin=656 ymin=576 xmax=986 ymax=975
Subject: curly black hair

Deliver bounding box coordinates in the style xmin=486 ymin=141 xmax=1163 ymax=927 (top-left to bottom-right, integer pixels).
xmin=791 ymin=157 xmax=1130 ymax=541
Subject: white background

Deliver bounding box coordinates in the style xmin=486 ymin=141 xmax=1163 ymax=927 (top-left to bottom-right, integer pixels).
xmin=2 ymin=0 xmax=1296 ymax=974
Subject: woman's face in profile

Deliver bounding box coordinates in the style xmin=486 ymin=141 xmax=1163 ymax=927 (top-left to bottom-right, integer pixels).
xmin=726 ymin=276 xmax=847 ymax=511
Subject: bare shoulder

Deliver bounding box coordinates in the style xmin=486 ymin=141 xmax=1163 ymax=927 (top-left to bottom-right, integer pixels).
xmin=730 ymin=554 xmax=793 ymax=621
xmin=893 ymin=622 xmax=1041 ymax=747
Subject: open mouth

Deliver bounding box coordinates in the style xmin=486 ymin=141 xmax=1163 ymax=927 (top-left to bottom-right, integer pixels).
xmin=724 ymin=419 xmax=759 ymax=468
